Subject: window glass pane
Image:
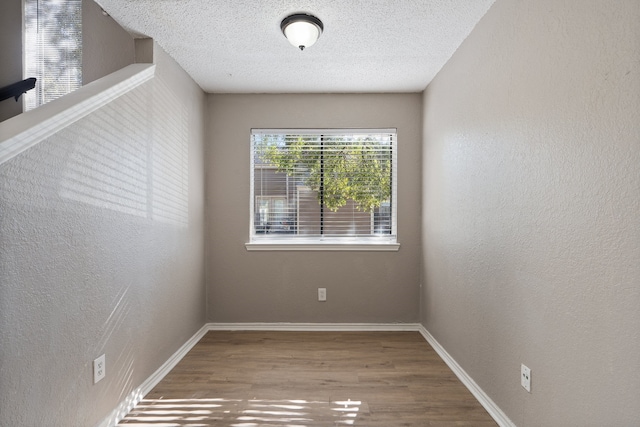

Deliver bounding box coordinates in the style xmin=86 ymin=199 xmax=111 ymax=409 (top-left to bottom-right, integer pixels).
xmin=24 ymin=0 xmax=82 ymax=111
xmin=251 ymin=129 xmax=397 ymax=243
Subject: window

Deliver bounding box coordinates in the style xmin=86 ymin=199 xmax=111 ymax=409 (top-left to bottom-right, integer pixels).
xmin=24 ymin=0 xmax=82 ymax=111
xmin=255 ymin=196 xmax=293 ymax=234
xmin=249 ymin=129 xmax=398 ymax=250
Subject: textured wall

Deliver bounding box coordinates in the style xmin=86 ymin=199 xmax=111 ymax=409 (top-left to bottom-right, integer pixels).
xmin=0 ymin=44 xmax=206 ymax=427
xmin=421 ymin=0 xmax=640 ymax=425
xmin=83 ymin=0 xmax=136 ymax=85
xmin=207 ymin=94 xmax=422 ymax=323
xmin=0 ymin=0 xmax=22 ymax=121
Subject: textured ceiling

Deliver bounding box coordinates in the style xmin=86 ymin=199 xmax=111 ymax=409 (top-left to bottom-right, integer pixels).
xmin=95 ymin=0 xmax=496 ymax=93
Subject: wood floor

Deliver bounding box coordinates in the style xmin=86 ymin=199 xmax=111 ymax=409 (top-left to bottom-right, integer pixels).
xmin=118 ymin=331 xmax=497 ymax=426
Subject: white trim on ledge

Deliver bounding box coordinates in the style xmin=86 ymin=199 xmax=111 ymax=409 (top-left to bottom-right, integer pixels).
xmin=0 ymin=63 xmax=156 ymax=165
xmin=416 ymin=325 xmax=517 ymax=427
xmin=245 ymin=242 xmax=401 ymax=251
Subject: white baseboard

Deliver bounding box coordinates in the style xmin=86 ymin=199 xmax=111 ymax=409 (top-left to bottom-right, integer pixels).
xmin=416 ymin=325 xmax=516 ymax=427
xmin=96 ymin=322 xmax=513 ymax=427
xmin=206 ymin=322 xmax=422 ymax=331
xmin=95 ymin=323 xmax=209 ymax=427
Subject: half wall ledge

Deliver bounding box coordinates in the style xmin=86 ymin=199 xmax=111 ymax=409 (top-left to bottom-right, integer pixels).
xmin=0 ymin=63 xmax=156 ymax=165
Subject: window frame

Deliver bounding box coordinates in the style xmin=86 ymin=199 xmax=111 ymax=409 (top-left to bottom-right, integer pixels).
xmin=246 ymin=128 xmax=400 ymax=252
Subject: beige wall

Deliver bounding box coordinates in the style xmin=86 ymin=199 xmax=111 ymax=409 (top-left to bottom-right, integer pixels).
xmin=0 ymin=43 xmax=206 ymax=427
xmin=82 ymin=0 xmax=135 ymax=84
xmin=207 ymin=94 xmax=422 ymax=323
xmin=0 ymin=0 xmax=22 ymax=121
xmin=421 ymin=0 xmax=640 ymax=425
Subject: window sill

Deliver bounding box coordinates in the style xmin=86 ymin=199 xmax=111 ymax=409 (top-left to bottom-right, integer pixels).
xmin=245 ymin=241 xmax=400 ymax=251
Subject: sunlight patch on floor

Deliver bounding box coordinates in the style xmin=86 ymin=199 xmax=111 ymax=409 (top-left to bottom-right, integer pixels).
xmin=118 ymin=397 xmax=362 ymax=426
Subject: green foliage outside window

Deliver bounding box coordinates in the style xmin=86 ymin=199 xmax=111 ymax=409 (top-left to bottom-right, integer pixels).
xmin=257 ymin=135 xmax=392 ymax=212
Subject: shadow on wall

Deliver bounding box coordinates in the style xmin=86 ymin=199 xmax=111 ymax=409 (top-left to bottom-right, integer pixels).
xmin=1 ymin=76 xmax=190 ymax=227
xmin=58 ymin=78 xmax=190 ymax=226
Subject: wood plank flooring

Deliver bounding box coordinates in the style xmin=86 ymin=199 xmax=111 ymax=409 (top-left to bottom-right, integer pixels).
xmin=118 ymin=331 xmax=497 ymax=426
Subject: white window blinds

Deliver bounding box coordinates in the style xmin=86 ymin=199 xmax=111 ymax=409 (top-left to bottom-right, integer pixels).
xmin=24 ymin=0 xmax=82 ymax=111
xmin=251 ymin=129 xmax=397 ymax=243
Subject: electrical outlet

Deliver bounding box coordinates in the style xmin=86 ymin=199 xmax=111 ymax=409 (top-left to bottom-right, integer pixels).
xmin=94 ymin=354 xmax=106 ymax=384
xmin=318 ymin=288 xmax=327 ymax=302
xmin=521 ymin=364 xmax=531 ymax=392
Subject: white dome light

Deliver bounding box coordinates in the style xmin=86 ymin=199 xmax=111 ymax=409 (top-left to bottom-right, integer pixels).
xmin=281 ymin=14 xmax=323 ymax=51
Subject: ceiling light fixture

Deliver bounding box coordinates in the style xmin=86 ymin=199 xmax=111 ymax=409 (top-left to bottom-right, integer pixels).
xmin=280 ymin=13 xmax=323 ymax=51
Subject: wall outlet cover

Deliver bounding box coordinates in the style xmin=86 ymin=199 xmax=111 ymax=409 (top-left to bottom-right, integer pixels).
xmin=521 ymin=364 xmax=531 ymax=392
xmin=94 ymin=354 xmax=106 ymax=384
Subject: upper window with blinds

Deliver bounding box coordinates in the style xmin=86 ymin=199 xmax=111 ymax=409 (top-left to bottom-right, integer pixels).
xmin=24 ymin=0 xmax=82 ymax=111
xmin=250 ymin=129 xmax=398 ymax=249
